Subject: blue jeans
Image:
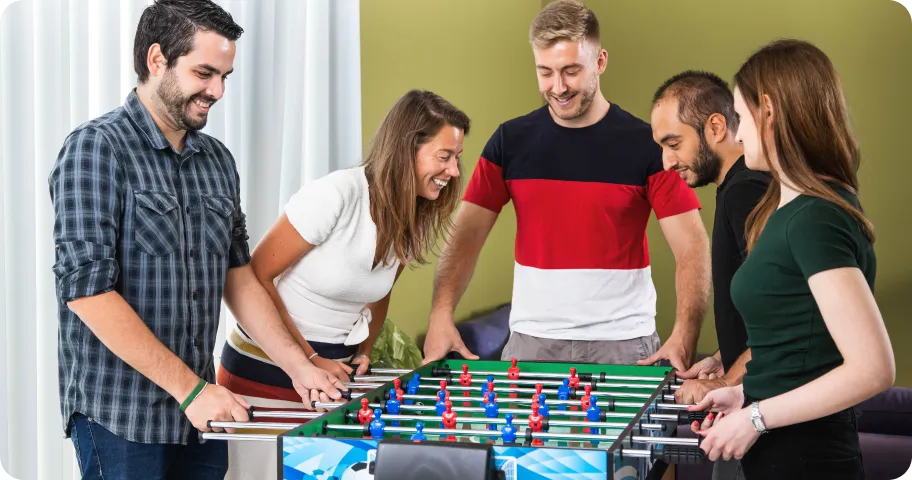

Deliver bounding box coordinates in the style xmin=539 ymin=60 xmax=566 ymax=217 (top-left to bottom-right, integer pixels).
xmin=69 ymin=413 xmax=227 ymax=480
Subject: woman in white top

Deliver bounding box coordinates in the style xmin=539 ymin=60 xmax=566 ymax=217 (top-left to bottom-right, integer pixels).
xmin=216 ymin=89 xmax=470 ymax=478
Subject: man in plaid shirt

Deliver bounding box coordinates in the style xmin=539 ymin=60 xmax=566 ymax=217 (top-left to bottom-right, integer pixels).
xmin=48 ymin=1 xmax=344 ymax=477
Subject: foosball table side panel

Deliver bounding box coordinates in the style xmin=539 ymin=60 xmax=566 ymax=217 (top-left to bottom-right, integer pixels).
xmin=279 ymin=436 xmax=618 ymax=480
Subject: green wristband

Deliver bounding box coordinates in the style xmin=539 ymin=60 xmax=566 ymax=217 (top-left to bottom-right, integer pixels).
xmin=180 ymin=378 xmax=207 ymax=412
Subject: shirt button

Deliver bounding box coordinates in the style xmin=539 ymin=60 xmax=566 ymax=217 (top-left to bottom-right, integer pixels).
xmin=191 ymin=291 xmax=198 ymax=301
xmin=185 ymin=205 xmax=191 ymax=215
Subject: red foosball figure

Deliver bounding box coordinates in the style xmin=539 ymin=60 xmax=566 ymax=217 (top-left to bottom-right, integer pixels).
xmin=580 ymin=392 xmax=592 ymax=411
xmin=569 ymin=367 xmax=581 ymax=389
xmin=460 ymin=364 xmax=473 ymax=406
xmin=357 ymin=398 xmax=373 ymax=426
xmin=535 ymin=383 xmax=543 ymax=396
xmin=528 ymin=403 xmax=544 ymax=446
xmin=439 ymin=380 xmax=450 ymax=401
xmin=508 ymin=358 xmax=520 ymax=398
xmin=459 ymin=364 xmax=473 ymax=386
xmin=507 ymin=358 xmax=520 ymax=380
xmin=393 ymin=378 xmax=404 ymax=400
xmin=441 ymin=400 xmax=458 ymax=442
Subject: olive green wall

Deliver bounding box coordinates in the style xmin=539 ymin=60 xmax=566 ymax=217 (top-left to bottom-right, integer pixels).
xmin=361 ymin=0 xmax=911 ymax=386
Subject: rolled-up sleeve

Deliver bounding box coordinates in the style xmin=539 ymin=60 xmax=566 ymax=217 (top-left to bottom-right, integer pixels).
xmin=228 ymin=169 xmax=251 ymax=268
xmin=48 ymin=128 xmax=122 ymax=304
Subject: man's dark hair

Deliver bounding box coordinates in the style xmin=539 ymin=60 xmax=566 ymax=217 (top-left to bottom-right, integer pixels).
xmin=134 ymin=0 xmax=243 ymax=83
xmin=652 ymin=70 xmax=738 ymax=135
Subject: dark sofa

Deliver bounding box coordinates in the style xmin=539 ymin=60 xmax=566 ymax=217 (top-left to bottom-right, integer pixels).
xmin=451 ymin=303 xmax=912 ymax=480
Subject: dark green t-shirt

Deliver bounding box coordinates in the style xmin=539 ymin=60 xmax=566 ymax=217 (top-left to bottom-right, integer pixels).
xmin=732 ymin=189 xmax=875 ymax=400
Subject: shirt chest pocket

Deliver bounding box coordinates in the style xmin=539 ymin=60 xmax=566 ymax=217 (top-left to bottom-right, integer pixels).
xmin=133 ymin=191 xmax=180 ymax=256
xmin=202 ymin=194 xmax=234 ymax=256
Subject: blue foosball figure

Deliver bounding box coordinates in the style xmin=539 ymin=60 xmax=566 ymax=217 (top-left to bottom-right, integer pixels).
xmin=411 ymin=422 xmax=427 ymax=442
xmin=480 ymin=375 xmax=495 ymax=397
xmin=370 ymin=409 xmax=386 ymax=440
xmin=484 ymin=392 xmax=499 ymax=430
xmin=537 ymin=393 xmax=550 ymax=432
xmin=501 ymin=413 xmax=517 ymax=444
xmin=557 ymin=378 xmax=570 ymax=410
xmin=435 ymin=390 xmax=447 ymax=428
xmin=406 ymin=373 xmax=421 ymax=405
xmin=586 ymin=397 xmax=600 ymax=446
xmin=386 ymin=389 xmax=401 ymax=427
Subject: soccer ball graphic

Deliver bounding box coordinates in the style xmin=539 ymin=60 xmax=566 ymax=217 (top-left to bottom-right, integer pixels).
xmin=339 ymin=461 xmax=373 ymax=480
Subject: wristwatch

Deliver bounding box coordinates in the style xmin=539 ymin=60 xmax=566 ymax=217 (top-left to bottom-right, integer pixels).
xmin=750 ymin=401 xmax=768 ymax=434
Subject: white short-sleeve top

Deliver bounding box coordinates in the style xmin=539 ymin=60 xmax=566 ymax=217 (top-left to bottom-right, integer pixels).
xmin=276 ymin=166 xmax=400 ymax=345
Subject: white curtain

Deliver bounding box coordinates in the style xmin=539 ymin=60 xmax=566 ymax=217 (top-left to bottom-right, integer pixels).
xmin=0 ymin=0 xmax=362 ymax=479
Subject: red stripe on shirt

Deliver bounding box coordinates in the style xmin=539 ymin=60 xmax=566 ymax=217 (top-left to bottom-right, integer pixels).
xmin=647 ymin=169 xmax=701 ymax=219
xmin=508 ymin=179 xmax=654 ymax=270
xmin=463 ymin=157 xmax=511 ymax=213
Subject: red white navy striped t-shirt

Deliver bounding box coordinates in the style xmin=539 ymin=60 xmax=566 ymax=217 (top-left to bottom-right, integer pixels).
xmin=463 ymin=104 xmax=700 ymax=341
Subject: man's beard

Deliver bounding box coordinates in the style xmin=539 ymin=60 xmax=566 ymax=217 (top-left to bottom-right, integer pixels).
xmin=544 ymin=73 xmax=598 ymax=121
xmin=156 ymin=68 xmax=215 ymax=131
xmin=687 ymin=136 xmax=724 ymax=188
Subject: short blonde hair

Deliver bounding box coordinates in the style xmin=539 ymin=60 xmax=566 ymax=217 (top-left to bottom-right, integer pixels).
xmin=529 ymin=0 xmax=600 ymax=49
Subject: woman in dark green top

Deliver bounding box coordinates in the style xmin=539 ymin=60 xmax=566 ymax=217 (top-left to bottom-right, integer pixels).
xmin=688 ymin=39 xmax=895 ymax=479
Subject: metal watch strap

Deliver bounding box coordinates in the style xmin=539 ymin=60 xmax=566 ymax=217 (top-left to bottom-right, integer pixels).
xmin=751 ymin=401 xmax=768 ymax=433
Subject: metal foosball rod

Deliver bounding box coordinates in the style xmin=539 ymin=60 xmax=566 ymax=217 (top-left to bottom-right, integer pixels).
xmin=326 ymin=423 xmax=699 ymax=446
xmin=315 ymin=401 xmax=589 ymax=418
xmin=339 ymin=412 xmax=667 ymax=431
xmin=359 ymin=364 xmax=682 ymax=384
xmin=364 ymin=367 xmax=410 ymax=375
xmin=334 ymin=383 xmax=673 ymax=405
xmin=238 ymin=406 xmax=707 ymax=425
xmin=246 ymin=410 xmax=322 ymax=420
xmin=312 ymin=401 xmax=695 ymax=419
xmin=400 ymin=392 xmax=674 ymax=407
xmin=417 ymin=375 xmax=681 ymax=391
xmin=208 ymin=421 xmax=300 ymax=430
xmin=429 ymin=362 xmax=682 ymax=384
xmin=399 ymin=393 xmax=601 ymax=406
xmin=201 ymin=433 xmax=276 ymax=442
xmin=418 ymin=383 xmax=671 ymax=400
xmin=344 ymin=382 xmax=385 ymax=389
xmin=252 ymin=405 xmax=668 ymax=422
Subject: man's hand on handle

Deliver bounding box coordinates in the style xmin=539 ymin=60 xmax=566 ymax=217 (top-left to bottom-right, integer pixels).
xmin=421 ymin=311 xmax=479 ymax=365
xmin=636 ymin=334 xmax=694 ymax=372
xmin=183 ymin=382 xmax=250 ymax=433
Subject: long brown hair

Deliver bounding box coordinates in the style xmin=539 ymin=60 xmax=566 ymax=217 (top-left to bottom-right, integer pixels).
xmin=362 ymin=90 xmax=470 ymax=267
xmin=735 ymin=39 xmax=874 ymax=252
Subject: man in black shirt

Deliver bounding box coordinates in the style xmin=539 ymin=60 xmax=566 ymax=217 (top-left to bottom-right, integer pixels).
xmin=650 ymin=71 xmax=770 ymax=479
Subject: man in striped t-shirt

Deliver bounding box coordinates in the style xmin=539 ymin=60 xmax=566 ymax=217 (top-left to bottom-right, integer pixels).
xmin=422 ymin=0 xmax=710 ymax=371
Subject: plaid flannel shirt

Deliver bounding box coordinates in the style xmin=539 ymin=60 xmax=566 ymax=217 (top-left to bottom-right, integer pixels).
xmin=49 ymin=90 xmax=250 ymax=444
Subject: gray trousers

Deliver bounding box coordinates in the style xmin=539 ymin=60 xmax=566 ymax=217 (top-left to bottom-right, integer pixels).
xmin=500 ymin=331 xmax=661 ymax=364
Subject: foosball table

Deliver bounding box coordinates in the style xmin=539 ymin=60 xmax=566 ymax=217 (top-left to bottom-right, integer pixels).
xmin=203 ymin=359 xmax=708 ymax=480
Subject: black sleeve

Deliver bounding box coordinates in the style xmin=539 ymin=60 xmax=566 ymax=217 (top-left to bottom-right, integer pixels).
xmin=723 ymin=179 xmax=769 ymax=260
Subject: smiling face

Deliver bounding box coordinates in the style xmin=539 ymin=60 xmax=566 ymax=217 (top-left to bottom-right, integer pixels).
xmin=414 ymin=124 xmax=464 ymax=201
xmin=152 ymin=30 xmax=235 ymax=131
xmin=533 ymin=39 xmax=606 ymax=124
xmin=651 ymin=98 xmax=722 ymax=188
